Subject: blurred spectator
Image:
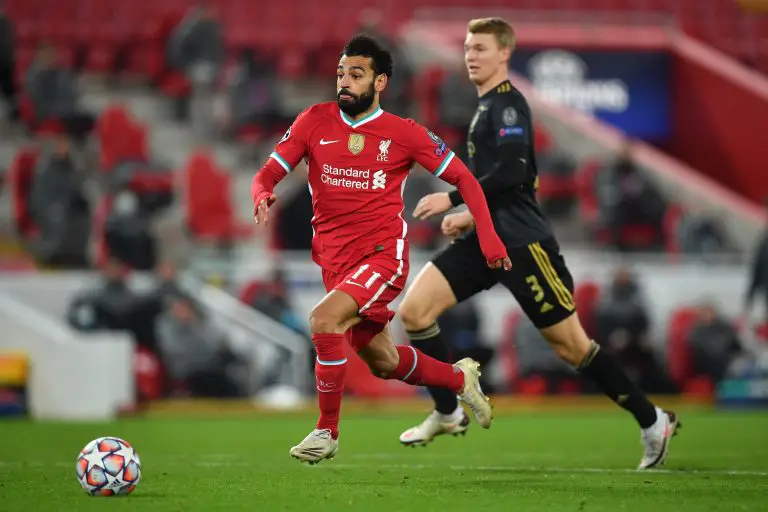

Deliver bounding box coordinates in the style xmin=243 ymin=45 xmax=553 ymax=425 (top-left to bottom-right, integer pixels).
xmin=0 ymin=1 xmax=17 ymax=122
xmin=273 ymin=186 xmax=314 ymax=250
xmin=156 ymin=294 xmax=243 ymax=397
xmin=439 ymin=299 xmax=495 ymax=393
xmin=744 ymin=196 xmax=768 ymax=325
xmin=355 ymin=9 xmax=412 ymax=117
xmin=597 ymin=143 xmax=666 ymax=251
xmin=168 ymin=1 xmax=224 ymax=138
xmin=67 ymin=259 xmax=137 ymax=333
xmin=688 ymin=302 xmax=744 ymax=382
xmin=24 ymin=43 xmax=94 ymax=140
xmin=104 ymin=190 xmax=158 ymax=270
xmin=677 ymin=208 xmax=730 ymax=256
xmin=246 ymin=267 xmax=304 ymax=335
xmin=595 ymin=266 xmax=675 ymax=393
xmin=439 ymin=60 xmax=476 ymax=129
xmin=514 ymin=315 xmax=575 ymax=389
xmin=219 ymin=48 xmax=281 ymax=137
xmin=27 ymin=136 xmax=91 ymax=267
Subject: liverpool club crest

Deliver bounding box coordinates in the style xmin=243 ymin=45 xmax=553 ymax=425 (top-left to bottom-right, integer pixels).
xmin=348 ymin=134 xmax=365 ymax=155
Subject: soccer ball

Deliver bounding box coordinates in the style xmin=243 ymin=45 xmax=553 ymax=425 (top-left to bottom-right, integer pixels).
xmin=76 ymin=437 xmax=142 ymax=496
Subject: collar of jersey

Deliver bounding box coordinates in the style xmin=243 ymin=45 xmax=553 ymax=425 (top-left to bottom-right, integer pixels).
xmin=339 ymin=106 xmax=384 ymax=129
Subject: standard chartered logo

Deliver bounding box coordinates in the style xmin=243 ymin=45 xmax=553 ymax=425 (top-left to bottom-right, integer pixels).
xmin=372 ymin=170 xmax=387 ymax=190
xmin=528 ymin=50 xmax=628 ymax=114
xmin=321 ymin=164 xmax=387 ymax=190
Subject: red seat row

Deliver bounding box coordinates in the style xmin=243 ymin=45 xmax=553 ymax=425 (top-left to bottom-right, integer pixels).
xmin=6 ymin=0 xmax=768 ymax=79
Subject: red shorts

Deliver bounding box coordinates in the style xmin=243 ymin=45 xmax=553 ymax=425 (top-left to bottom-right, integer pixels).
xmin=322 ymin=254 xmax=409 ymax=351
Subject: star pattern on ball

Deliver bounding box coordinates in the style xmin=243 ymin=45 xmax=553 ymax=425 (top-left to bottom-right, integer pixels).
xmin=81 ymin=445 xmax=112 ymax=473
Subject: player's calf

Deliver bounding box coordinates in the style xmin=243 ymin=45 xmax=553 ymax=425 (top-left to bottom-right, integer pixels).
xmin=541 ymin=314 xmax=660 ymax=430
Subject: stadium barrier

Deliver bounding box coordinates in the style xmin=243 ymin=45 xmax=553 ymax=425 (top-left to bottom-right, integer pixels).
xmin=0 ymin=292 xmax=134 ymax=420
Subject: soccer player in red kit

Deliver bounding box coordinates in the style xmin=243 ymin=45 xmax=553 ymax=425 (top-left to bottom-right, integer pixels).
xmin=251 ymin=34 xmax=511 ymax=464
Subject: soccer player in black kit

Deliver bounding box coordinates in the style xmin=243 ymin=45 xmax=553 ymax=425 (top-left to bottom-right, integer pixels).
xmin=396 ymin=17 xmax=679 ymax=469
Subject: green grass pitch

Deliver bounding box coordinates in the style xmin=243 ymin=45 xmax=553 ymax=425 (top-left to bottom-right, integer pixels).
xmin=1 ymin=407 xmax=767 ymax=511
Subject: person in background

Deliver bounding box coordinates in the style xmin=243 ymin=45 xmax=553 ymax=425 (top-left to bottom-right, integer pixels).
xmin=597 ymin=142 xmax=667 ymax=251
xmin=0 ymin=1 xmax=17 ymax=123
xmin=219 ymin=48 xmax=281 ymax=137
xmin=744 ymin=195 xmax=768 ymax=327
xmin=156 ymin=294 xmax=242 ymax=398
xmin=25 ymin=43 xmax=93 ymax=139
xmin=168 ymin=1 xmax=224 ymax=139
xmin=27 ymin=135 xmax=90 ymax=266
xmin=595 ymin=266 xmax=674 ymax=393
xmin=688 ymin=302 xmax=744 ymax=383
xmin=67 ymin=259 xmax=136 ymax=333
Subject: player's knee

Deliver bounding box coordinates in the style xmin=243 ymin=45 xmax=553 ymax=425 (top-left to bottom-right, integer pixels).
xmin=309 ymin=307 xmax=343 ymax=334
xmin=398 ymin=301 xmax=435 ymax=332
xmin=367 ymin=353 xmax=399 ymax=379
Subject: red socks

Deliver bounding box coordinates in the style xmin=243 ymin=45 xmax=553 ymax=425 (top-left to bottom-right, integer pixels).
xmin=390 ymin=345 xmax=464 ymax=394
xmin=313 ymin=333 xmax=346 ymax=440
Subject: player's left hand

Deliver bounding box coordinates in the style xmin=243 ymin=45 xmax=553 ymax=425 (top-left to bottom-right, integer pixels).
xmin=414 ymin=193 xmax=452 ymax=220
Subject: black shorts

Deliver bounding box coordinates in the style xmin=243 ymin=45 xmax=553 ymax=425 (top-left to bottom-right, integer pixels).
xmin=432 ymin=234 xmax=576 ymax=329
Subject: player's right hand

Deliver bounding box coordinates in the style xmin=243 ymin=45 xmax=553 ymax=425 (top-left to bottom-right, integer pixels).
xmin=254 ymin=194 xmax=277 ymax=226
xmin=488 ymin=255 xmax=512 ymax=271
xmin=441 ymin=212 xmax=474 ymax=238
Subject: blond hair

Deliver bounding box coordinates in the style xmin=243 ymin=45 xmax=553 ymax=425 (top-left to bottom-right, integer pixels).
xmin=467 ymin=17 xmax=516 ymax=51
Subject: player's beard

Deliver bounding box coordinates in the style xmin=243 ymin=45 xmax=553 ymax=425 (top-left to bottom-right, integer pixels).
xmin=337 ymin=83 xmax=376 ymax=118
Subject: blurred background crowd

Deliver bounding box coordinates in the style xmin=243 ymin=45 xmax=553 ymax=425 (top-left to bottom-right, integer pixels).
xmin=0 ymin=0 xmax=767 ymax=414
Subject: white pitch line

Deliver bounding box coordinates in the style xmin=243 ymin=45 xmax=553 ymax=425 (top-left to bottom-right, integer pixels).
xmin=327 ymin=463 xmax=768 ymax=477
xmin=3 ymin=461 xmax=766 ymax=477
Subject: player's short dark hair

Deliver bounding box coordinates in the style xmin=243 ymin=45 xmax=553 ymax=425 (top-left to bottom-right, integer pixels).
xmin=340 ymin=34 xmax=393 ymax=78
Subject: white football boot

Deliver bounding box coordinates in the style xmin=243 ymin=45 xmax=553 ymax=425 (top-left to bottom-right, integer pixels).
xmin=399 ymin=408 xmax=470 ymax=447
xmin=289 ymin=428 xmax=339 ymax=465
xmin=454 ymin=358 xmax=493 ymax=429
xmin=638 ymin=409 xmax=681 ymax=470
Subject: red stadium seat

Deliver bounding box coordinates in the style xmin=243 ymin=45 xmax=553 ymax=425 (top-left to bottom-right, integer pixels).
xmin=7 ymin=148 xmax=40 ymax=239
xmin=182 ymin=150 xmax=254 ymax=244
xmin=575 ymin=159 xmax=602 ymax=224
xmin=667 ymin=307 xmax=700 ymax=388
xmin=574 ymin=281 xmax=601 ymax=340
xmin=663 ymin=203 xmax=686 ymax=256
xmin=498 ymin=309 xmax=524 ymax=392
xmin=134 ymin=345 xmax=166 ymax=402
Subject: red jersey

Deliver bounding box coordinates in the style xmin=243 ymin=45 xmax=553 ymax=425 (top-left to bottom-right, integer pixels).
xmin=266 ymin=102 xmax=458 ymax=273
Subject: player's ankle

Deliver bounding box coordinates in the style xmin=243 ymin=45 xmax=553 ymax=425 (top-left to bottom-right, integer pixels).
xmin=437 ymin=406 xmax=464 ymax=423
xmin=318 ymin=425 xmax=339 ymax=440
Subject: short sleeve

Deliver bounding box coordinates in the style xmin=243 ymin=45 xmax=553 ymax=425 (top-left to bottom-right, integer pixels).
xmin=491 ymin=97 xmax=531 ymax=147
xmin=405 ymin=120 xmax=456 ymax=178
xmin=270 ymin=108 xmax=313 ymax=173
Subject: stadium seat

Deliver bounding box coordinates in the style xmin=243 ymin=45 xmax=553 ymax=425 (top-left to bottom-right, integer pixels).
xmin=574 ymin=281 xmax=601 ymax=340
xmin=182 ymin=150 xmax=254 ymax=244
xmin=134 ymin=345 xmax=166 ymax=402
xmin=667 ymin=306 xmax=700 ymax=387
xmin=498 ymin=309 xmax=523 ymax=392
xmin=91 ymin=194 xmax=114 ymax=268
xmin=575 ymin=159 xmax=602 ymax=225
xmin=7 ymin=148 xmax=40 ymax=239
xmin=663 ymin=203 xmax=686 ymax=257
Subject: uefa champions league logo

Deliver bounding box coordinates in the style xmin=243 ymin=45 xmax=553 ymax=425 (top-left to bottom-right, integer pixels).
xmin=528 ymin=50 xmax=629 ymax=115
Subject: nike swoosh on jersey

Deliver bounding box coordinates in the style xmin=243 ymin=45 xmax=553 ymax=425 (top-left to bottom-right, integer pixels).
xmin=319 ymin=139 xmax=339 ymax=145
xmin=345 ymin=280 xmax=366 ymax=288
